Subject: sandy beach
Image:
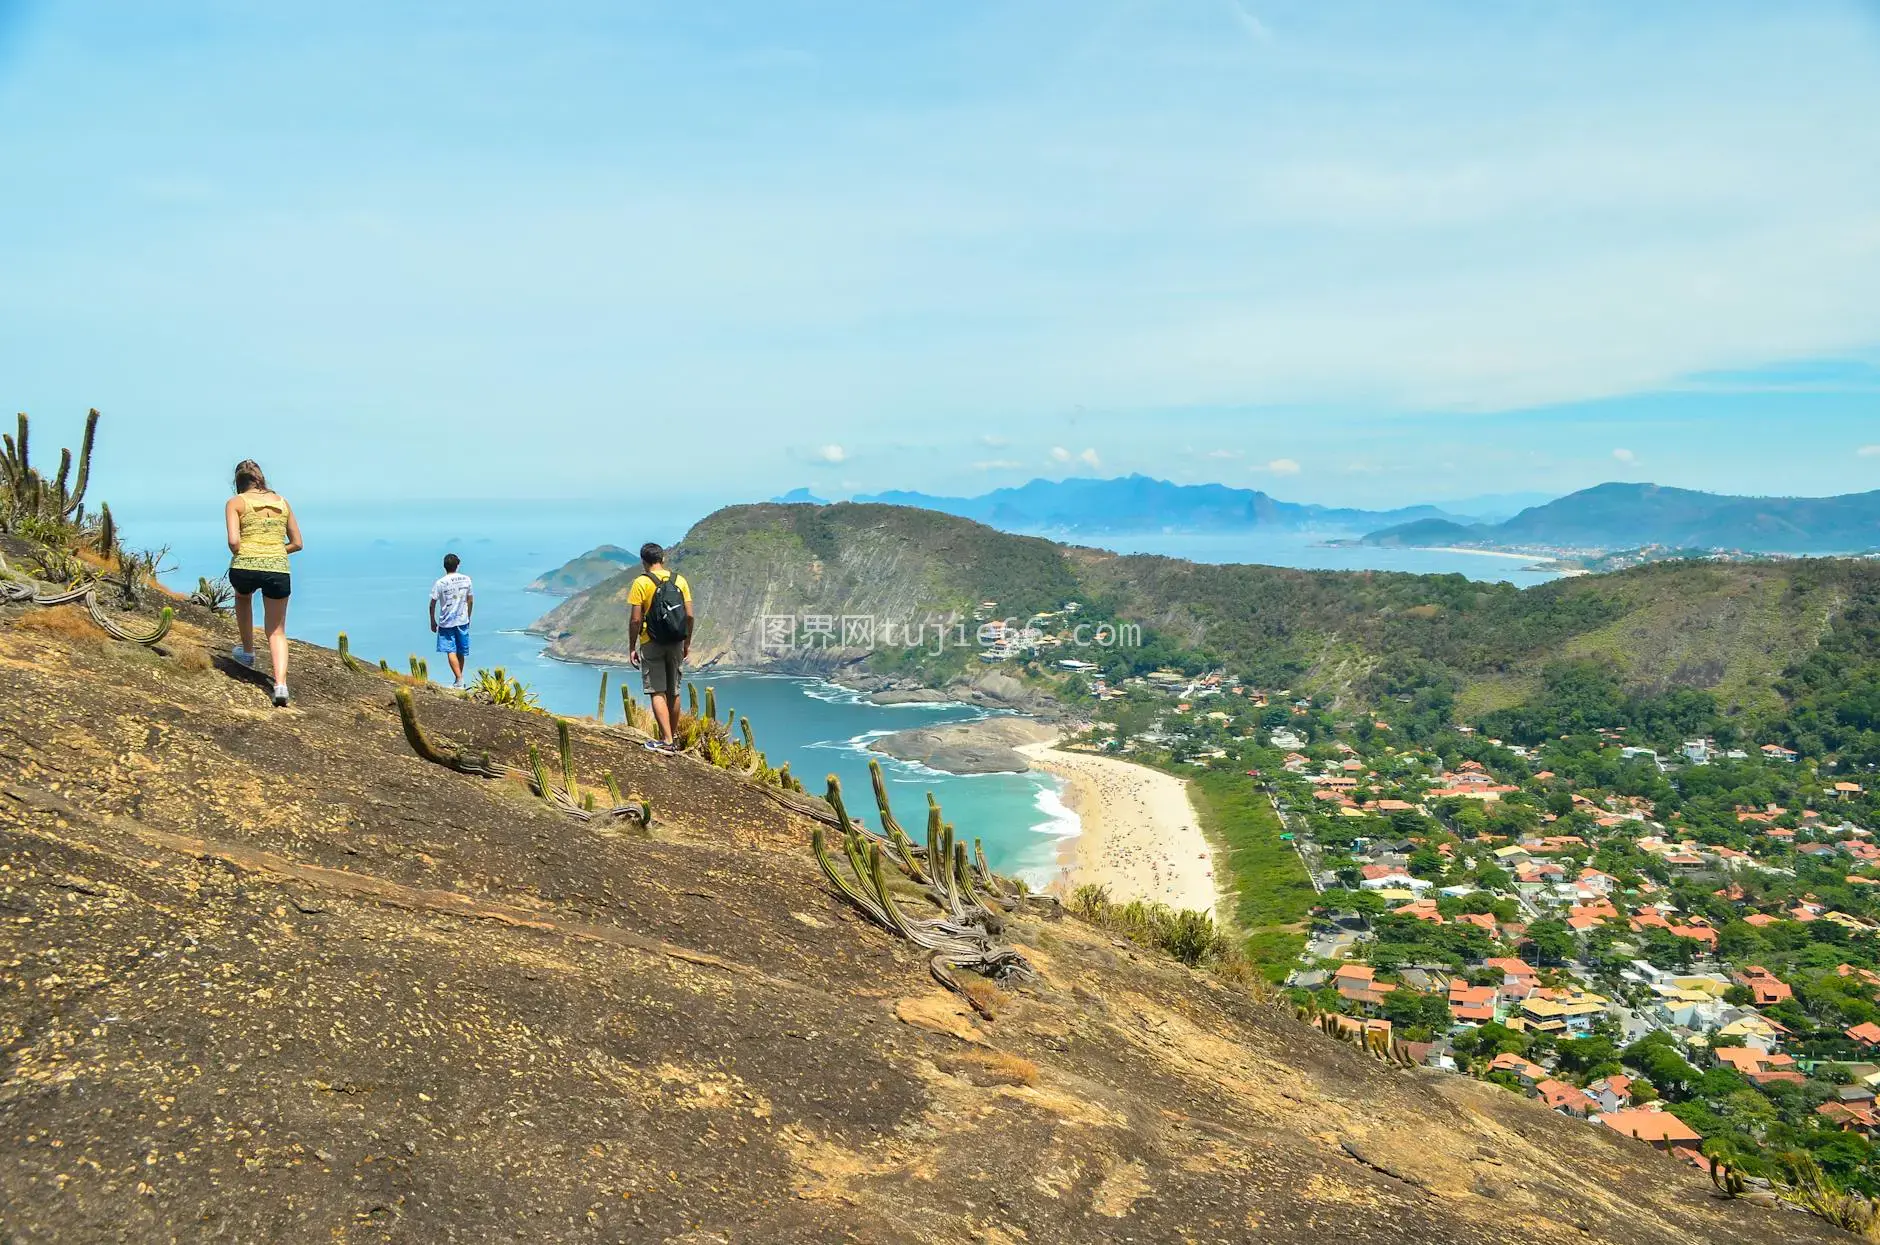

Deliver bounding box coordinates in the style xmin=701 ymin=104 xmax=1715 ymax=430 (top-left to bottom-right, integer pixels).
xmin=1420 ymin=545 xmax=1545 ymax=562
xmin=1018 ymin=742 xmax=1218 ymax=917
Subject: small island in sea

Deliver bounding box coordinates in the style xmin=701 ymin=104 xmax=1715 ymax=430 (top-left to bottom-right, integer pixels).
xmin=526 ymin=544 xmax=639 ymax=596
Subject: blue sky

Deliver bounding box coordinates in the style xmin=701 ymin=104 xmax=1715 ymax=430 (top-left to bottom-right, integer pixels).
xmin=2 ymin=1 xmax=1878 ymax=513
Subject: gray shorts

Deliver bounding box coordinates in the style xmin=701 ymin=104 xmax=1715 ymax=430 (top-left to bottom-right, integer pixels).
xmin=639 ymin=640 xmax=683 ymax=695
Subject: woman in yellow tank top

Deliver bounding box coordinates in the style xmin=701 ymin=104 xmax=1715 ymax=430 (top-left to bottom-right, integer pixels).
xmin=224 ymin=460 xmax=304 ymax=707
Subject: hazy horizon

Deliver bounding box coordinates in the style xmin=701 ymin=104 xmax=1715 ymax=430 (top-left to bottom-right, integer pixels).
xmin=4 ymin=2 xmax=1878 ymax=513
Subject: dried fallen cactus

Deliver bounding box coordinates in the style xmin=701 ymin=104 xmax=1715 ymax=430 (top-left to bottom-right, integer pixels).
xmin=812 ymin=773 xmax=1031 ymax=1018
xmin=0 ymin=552 xmax=173 ymax=646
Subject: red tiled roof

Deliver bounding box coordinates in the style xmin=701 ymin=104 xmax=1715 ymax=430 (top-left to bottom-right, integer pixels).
xmin=1596 ymin=1108 xmax=1701 ymax=1144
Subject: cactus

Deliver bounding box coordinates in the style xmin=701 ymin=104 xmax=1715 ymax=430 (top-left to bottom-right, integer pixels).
xmin=528 ymin=742 xmax=554 ymax=803
xmin=409 ymin=654 xmax=422 ymax=678
xmin=96 ymin=503 xmax=116 ymax=558
xmin=604 ymin=771 xmax=625 ymax=806
xmin=582 ymin=790 xmax=596 ymax=812
xmin=379 ymin=658 xmax=391 ymax=672
xmin=394 ymin=687 xmax=453 ymax=765
xmin=687 ymin=683 xmax=699 ymax=717
xmin=2 ymin=409 xmax=100 ymax=526
xmin=823 ymin=774 xmax=853 ymax=835
xmin=62 ymin=409 xmax=97 ymax=518
xmin=419 ymin=658 xmax=429 ymax=679
xmin=1710 ymin=1160 xmax=1746 ymax=1199
xmin=596 ymin=671 xmax=609 ymax=722
xmin=703 ymin=685 xmax=717 ymax=721
xmin=740 ymin=716 xmax=757 ymax=753
xmin=557 ymin=718 xmax=578 ymax=798
xmin=338 ymin=631 xmax=360 ymax=671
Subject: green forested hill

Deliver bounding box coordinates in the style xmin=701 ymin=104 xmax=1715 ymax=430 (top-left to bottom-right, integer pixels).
xmin=534 ymin=502 xmax=1880 ymax=752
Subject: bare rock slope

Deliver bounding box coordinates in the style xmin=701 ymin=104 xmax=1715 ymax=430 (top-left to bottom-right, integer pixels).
xmin=0 ymin=605 xmax=1840 ymax=1243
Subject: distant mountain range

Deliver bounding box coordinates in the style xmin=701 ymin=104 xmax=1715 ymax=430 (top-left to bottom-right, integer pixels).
xmin=1362 ymin=483 xmax=1880 ymax=554
xmin=840 ymin=474 xmax=1478 ymax=534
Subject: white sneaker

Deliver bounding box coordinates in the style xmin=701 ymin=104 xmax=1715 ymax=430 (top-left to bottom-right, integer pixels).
xmin=231 ymin=646 xmax=255 ymax=667
xmin=272 ymin=684 xmax=290 ymax=708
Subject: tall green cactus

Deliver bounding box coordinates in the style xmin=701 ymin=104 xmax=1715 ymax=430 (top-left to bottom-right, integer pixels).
xmin=528 ymin=742 xmax=554 ymax=803
xmin=596 ymin=671 xmax=609 ymax=722
xmin=409 ymin=655 xmax=422 ymax=678
xmin=96 ymin=503 xmax=116 ymax=558
xmin=739 ymin=716 xmax=756 ymax=753
xmin=703 ymin=686 xmax=717 ymax=721
xmin=604 ymin=771 xmax=625 ymax=806
xmin=557 ymin=718 xmax=578 ymax=798
xmin=686 ymin=683 xmax=699 ymax=717
xmin=65 ymin=410 xmax=96 ymax=518
xmin=826 ymin=774 xmax=856 ymax=834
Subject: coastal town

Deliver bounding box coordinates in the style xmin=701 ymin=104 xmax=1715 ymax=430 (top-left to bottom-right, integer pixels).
xmin=1030 ymin=641 xmax=1880 ymax=1196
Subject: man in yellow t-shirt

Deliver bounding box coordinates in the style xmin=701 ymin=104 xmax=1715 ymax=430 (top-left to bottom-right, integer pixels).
xmin=627 ymin=542 xmax=694 ymax=752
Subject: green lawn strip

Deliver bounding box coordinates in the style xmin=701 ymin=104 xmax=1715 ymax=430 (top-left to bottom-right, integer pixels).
xmin=1189 ymin=769 xmax=1315 ymax=979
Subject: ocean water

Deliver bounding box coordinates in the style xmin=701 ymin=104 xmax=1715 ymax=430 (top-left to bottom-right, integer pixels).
xmin=133 ymin=501 xmax=1557 ymax=885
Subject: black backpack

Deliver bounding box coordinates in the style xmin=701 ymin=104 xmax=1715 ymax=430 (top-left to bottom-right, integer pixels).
xmin=641 ymin=573 xmax=689 ymax=644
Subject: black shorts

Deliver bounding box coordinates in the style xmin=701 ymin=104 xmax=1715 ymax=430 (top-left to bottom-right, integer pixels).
xmin=229 ymin=568 xmax=292 ymax=600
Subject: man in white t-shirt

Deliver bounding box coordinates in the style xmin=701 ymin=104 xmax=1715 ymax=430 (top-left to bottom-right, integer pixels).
xmin=429 ymin=553 xmax=475 ymax=688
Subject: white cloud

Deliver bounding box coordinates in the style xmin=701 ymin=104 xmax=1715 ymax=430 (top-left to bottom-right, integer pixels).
xmin=1048 ymin=445 xmax=1101 ymax=470
xmin=816 ymin=444 xmax=846 ymax=464
xmin=1859 ymin=444 xmax=1880 ymax=457
xmin=1230 ymin=2 xmax=1273 ymax=43
xmin=974 ymin=458 xmax=1023 ymax=471
xmin=1265 ymin=458 xmax=1301 ymax=475
xmin=1612 ymin=447 xmax=1637 ymax=464
xmin=980 ymin=433 xmax=1009 ymax=448
xmin=1205 ymin=448 xmax=1243 ymax=459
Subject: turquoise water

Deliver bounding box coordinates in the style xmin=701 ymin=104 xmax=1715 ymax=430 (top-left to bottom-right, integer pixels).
xmin=134 ymin=501 xmax=1559 ymax=883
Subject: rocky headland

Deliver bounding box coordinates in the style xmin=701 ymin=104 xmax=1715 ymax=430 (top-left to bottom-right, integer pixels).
xmin=867 ymin=715 xmax=1060 ymax=775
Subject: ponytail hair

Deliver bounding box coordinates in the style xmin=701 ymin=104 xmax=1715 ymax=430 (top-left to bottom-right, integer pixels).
xmin=234 ymin=460 xmax=269 ymax=493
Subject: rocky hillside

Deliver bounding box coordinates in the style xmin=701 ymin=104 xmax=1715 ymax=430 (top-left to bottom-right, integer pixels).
xmin=533 ymin=502 xmax=1880 ymax=718
xmin=0 ymin=570 xmax=1843 ymax=1243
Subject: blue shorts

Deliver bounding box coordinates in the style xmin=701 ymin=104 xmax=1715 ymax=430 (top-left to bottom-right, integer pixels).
xmin=435 ymin=625 xmax=470 ymax=658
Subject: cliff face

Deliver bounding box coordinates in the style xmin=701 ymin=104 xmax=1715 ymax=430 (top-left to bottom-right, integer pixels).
xmin=0 ymin=603 xmax=1840 ymax=1244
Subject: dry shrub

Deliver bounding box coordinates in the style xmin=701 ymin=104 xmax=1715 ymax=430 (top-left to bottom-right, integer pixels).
xmin=941 ymin=1047 xmax=1039 ymax=1088
xmin=10 ymin=605 xmax=104 ymax=644
xmin=165 ymin=642 xmax=213 ymax=673
xmin=955 ymin=973 xmax=1005 ymax=1019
